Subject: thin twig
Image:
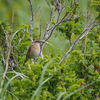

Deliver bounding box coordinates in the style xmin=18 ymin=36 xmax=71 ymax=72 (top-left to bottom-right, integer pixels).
xmin=1 ymin=26 xmax=9 ymax=47
xmin=0 ymin=50 xmax=5 ymax=64
xmin=11 ymin=67 xmax=24 ymax=78
xmin=70 ymin=0 xmax=79 ymax=8
xmin=46 ymin=0 xmax=52 ymax=14
xmin=43 ymin=24 xmax=48 ymax=40
xmin=61 ymin=1 xmax=67 ymax=11
xmin=47 ymin=10 xmax=56 ymax=32
xmin=18 ymin=32 xmax=25 ymax=46
xmin=33 ymin=7 xmax=40 ymax=15
xmin=46 ymin=0 xmax=53 ymax=20
xmin=53 ymin=0 xmax=59 ymax=11
xmin=33 ymin=10 xmax=41 ymax=29
xmin=39 ymin=24 xmax=41 ymax=40
xmin=11 ymin=51 xmax=22 ymax=72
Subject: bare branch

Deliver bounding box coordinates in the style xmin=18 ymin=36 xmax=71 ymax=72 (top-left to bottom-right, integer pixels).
xmin=78 ymin=21 xmax=100 ymax=42
xmin=33 ymin=7 xmax=40 ymax=15
xmin=65 ymin=12 xmax=86 ymax=21
xmin=11 ymin=51 xmax=22 ymax=72
xmin=44 ymin=0 xmax=80 ymax=41
xmin=18 ymin=33 xmax=25 ymax=46
xmin=39 ymin=24 xmax=41 ymax=40
xmin=0 ymin=36 xmax=11 ymax=94
xmin=47 ymin=10 xmax=56 ymax=31
xmin=33 ymin=10 xmax=41 ymax=29
xmin=47 ymin=4 xmax=85 ymax=32
xmin=45 ymin=12 xmax=69 ymax=42
xmin=40 ymin=0 xmax=80 ymax=54
xmin=58 ymin=0 xmax=62 ymax=11
xmin=43 ymin=24 xmax=48 ymax=40
xmin=28 ymin=0 xmax=34 ymax=42
xmin=10 ymin=67 xmax=24 ymax=78
xmin=28 ymin=0 xmax=41 ymax=42
xmin=1 ymin=26 xmax=9 ymax=47
xmin=53 ymin=0 xmax=59 ymax=11
xmin=70 ymin=0 xmax=79 ymax=8
xmin=46 ymin=0 xmax=52 ymax=14
xmin=89 ymin=13 xmax=95 ymax=24
xmin=0 ymin=4 xmax=14 ymax=94
xmin=0 ymin=50 xmax=5 ymax=64
xmin=40 ymin=24 xmax=48 ymax=58
xmin=59 ymin=21 xmax=100 ymax=65
xmin=58 ymin=0 xmax=100 ymax=64
xmin=61 ymin=1 xmax=67 ymax=11
xmin=28 ymin=0 xmax=33 ymax=22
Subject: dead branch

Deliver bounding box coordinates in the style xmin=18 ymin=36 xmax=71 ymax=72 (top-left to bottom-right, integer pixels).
xmin=40 ymin=0 xmax=83 ymax=55
xmin=10 ymin=67 xmax=24 ymax=78
xmin=1 ymin=26 xmax=9 ymax=47
xmin=59 ymin=21 xmax=100 ymax=65
xmin=0 ymin=33 xmax=12 ymax=94
xmin=33 ymin=10 xmax=41 ymax=29
xmin=28 ymin=0 xmax=41 ymax=42
xmin=0 ymin=50 xmax=5 ymax=64
xmin=18 ymin=31 xmax=25 ymax=46
xmin=58 ymin=0 xmax=100 ymax=64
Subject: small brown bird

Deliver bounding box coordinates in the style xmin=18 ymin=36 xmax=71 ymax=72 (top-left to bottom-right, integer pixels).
xmin=23 ymin=39 xmax=41 ymax=65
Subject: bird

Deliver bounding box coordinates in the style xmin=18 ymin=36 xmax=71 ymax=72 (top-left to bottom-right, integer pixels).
xmin=23 ymin=39 xmax=41 ymax=65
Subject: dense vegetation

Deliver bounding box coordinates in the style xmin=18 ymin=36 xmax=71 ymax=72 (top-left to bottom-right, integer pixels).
xmin=0 ymin=0 xmax=100 ymax=100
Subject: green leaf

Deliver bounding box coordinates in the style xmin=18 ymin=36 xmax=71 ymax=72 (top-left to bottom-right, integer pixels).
xmin=3 ymin=72 xmax=27 ymax=92
xmin=31 ymin=60 xmax=53 ymax=100
xmin=88 ymin=65 xmax=94 ymax=73
xmin=12 ymin=29 xmax=21 ymax=40
xmin=57 ymin=82 xmax=95 ymax=100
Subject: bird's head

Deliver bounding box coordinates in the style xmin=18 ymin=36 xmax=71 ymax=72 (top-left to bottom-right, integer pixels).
xmin=33 ymin=39 xmax=41 ymax=43
xmin=33 ymin=39 xmax=44 ymax=44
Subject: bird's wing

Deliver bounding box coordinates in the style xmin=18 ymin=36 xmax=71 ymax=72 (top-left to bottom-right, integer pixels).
xmin=26 ymin=45 xmax=32 ymax=58
xmin=23 ymin=45 xmax=32 ymax=66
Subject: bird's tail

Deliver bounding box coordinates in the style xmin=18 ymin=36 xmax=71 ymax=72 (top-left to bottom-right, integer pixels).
xmin=23 ymin=59 xmax=27 ymax=66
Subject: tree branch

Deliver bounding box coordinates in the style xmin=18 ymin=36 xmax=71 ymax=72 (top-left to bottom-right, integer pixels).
xmin=28 ymin=0 xmax=41 ymax=42
xmin=59 ymin=21 xmax=100 ymax=65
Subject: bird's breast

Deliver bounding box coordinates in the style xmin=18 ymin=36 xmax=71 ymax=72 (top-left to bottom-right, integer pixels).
xmin=29 ymin=44 xmax=40 ymax=59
